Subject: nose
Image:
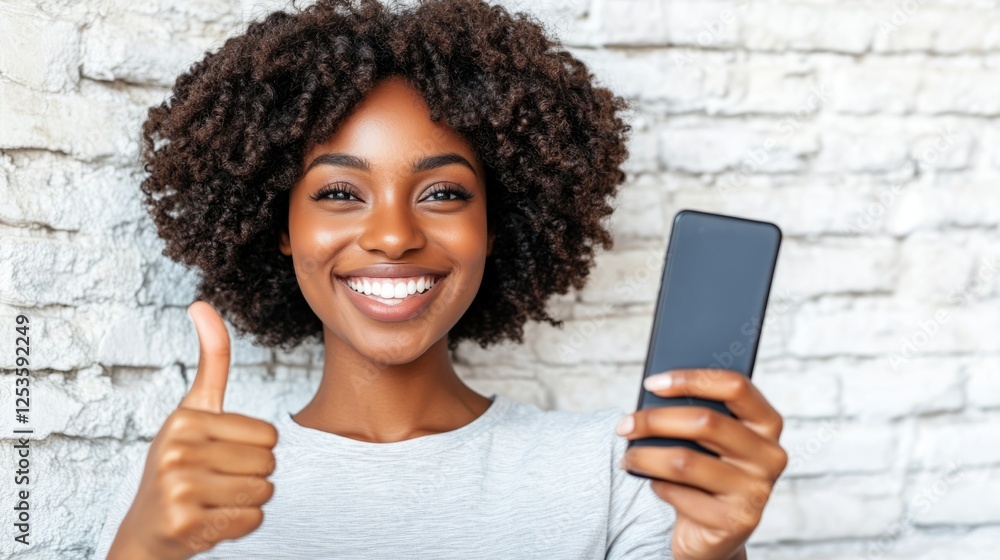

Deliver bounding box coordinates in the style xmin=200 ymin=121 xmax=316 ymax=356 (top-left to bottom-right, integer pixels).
xmin=356 ymin=191 xmax=427 ymax=259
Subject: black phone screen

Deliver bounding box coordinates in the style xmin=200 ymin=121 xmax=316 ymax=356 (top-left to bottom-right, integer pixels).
xmin=627 ymin=209 xmax=782 ymax=459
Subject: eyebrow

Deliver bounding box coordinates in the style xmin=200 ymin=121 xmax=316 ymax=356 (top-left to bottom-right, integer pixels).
xmin=304 ymin=152 xmax=478 ymax=178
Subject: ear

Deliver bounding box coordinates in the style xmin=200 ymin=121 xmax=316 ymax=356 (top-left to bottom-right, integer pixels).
xmin=486 ymin=230 xmax=495 ymax=257
xmin=278 ymin=229 xmax=292 ymax=256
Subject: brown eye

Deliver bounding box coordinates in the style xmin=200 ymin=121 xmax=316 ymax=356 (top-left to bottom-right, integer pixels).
xmin=311 ymin=182 xmax=363 ymax=202
xmin=423 ymin=184 xmax=474 ymax=202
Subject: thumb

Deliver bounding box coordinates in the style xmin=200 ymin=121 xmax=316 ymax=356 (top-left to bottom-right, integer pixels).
xmin=179 ymin=300 xmax=232 ymax=414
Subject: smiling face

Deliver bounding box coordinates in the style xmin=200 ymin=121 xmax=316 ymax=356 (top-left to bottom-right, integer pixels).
xmin=279 ymin=75 xmax=493 ymax=365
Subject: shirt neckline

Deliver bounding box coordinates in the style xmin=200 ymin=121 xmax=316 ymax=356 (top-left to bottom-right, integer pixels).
xmin=275 ymin=393 xmax=508 ymax=459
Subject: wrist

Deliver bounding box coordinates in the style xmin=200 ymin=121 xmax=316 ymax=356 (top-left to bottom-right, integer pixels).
xmin=107 ymin=535 xmax=163 ymax=560
xmin=107 ymin=515 xmax=181 ymax=560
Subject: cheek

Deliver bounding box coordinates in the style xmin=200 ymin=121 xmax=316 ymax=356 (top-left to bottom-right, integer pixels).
xmin=439 ymin=210 xmax=490 ymax=266
xmin=288 ymin=216 xmax=343 ymax=279
xmin=450 ymin=220 xmax=490 ymax=307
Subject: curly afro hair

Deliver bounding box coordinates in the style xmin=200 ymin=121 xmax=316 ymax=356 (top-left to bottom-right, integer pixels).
xmin=140 ymin=0 xmax=634 ymax=353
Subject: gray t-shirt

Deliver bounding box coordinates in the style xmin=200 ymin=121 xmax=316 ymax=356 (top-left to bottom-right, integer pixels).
xmin=93 ymin=393 xmax=676 ymax=559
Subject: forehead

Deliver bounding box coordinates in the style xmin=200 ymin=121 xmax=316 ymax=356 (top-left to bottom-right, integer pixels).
xmin=302 ymin=76 xmax=480 ymax=172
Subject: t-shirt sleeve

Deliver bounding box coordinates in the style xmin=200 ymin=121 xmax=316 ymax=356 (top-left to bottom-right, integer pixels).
xmin=93 ymin=453 xmax=145 ymax=559
xmin=604 ymin=409 xmax=676 ymax=560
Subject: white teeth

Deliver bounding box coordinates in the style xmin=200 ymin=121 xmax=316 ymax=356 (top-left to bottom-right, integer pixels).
xmin=344 ymin=275 xmax=439 ymax=299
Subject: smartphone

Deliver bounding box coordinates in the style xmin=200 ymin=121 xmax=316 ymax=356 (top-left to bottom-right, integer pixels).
xmin=626 ymin=209 xmax=782 ymax=475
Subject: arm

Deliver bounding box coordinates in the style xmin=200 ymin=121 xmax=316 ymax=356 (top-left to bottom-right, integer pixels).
xmin=606 ymin=410 xmax=677 ymax=559
xmin=106 ymin=515 xmax=163 ymax=560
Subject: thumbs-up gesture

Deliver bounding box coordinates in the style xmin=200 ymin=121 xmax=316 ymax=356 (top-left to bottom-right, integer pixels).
xmin=107 ymin=301 xmax=279 ymax=560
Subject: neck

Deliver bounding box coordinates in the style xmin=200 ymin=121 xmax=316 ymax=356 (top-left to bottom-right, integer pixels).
xmin=291 ymin=330 xmax=492 ymax=443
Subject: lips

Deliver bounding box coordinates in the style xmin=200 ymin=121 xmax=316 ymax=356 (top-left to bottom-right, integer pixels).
xmin=343 ymin=275 xmax=441 ymax=299
xmin=334 ymin=268 xmax=449 ymax=322
xmin=338 ymin=263 xmax=449 ymax=278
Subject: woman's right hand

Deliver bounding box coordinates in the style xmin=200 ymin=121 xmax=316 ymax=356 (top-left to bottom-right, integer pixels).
xmin=106 ymin=301 xmax=279 ymax=560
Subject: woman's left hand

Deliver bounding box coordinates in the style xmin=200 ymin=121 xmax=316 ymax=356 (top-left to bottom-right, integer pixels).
xmin=615 ymin=368 xmax=788 ymax=560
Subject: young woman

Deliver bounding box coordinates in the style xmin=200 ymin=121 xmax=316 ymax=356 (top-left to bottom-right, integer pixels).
xmin=94 ymin=0 xmax=787 ymax=558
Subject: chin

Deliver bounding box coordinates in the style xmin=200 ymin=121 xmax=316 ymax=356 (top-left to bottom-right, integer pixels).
xmin=349 ymin=330 xmax=441 ymax=367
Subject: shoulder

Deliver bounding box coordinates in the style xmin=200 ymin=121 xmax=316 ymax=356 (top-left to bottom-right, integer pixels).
xmin=493 ymin=395 xmax=630 ymax=462
xmin=501 ymin=396 xmax=626 ymax=435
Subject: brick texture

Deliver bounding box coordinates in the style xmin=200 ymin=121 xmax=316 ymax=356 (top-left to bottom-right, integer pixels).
xmin=1 ymin=0 xmax=998 ymax=558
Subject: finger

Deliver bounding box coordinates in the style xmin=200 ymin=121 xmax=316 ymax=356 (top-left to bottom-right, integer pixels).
xmin=647 ymin=479 xmax=729 ymax=530
xmin=166 ymin=410 xmax=279 ymax=449
xmin=202 ymin=412 xmax=280 ymax=448
xmin=627 ymin=406 xmax=787 ymax=479
xmin=179 ymin=301 xmax=232 ymax=414
xmin=623 ymin=446 xmax=754 ymax=495
xmin=643 ymin=368 xmax=783 ymax=441
xmin=192 ymin=472 xmax=275 ymax=508
xmin=196 ymin=440 xmax=276 ymax=477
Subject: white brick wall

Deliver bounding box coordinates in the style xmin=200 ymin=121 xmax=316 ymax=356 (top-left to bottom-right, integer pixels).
xmin=1 ymin=0 xmax=998 ymax=558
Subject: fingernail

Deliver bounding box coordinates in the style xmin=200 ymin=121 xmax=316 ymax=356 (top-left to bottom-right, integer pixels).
xmin=616 ymin=414 xmax=634 ymax=436
xmin=643 ymin=372 xmax=674 ymax=391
